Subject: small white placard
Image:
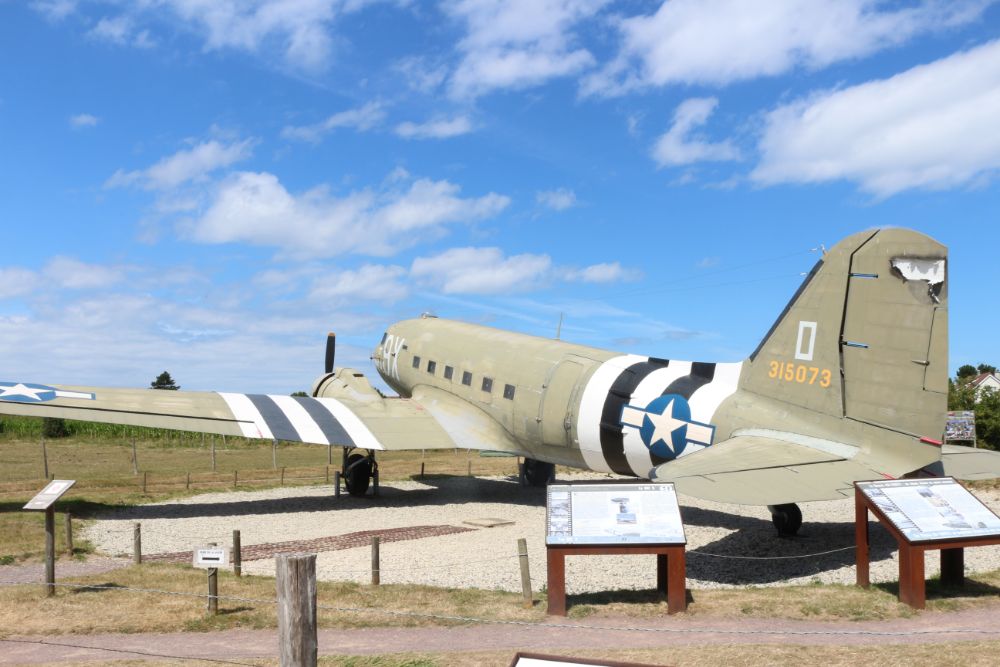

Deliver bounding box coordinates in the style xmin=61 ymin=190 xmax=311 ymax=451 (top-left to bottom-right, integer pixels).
xmin=858 ymin=478 xmax=1000 ymax=543
xmin=546 ymin=483 xmax=685 ymax=546
xmin=192 ymin=546 xmax=230 ymax=569
xmin=23 ymin=479 xmax=76 ymax=511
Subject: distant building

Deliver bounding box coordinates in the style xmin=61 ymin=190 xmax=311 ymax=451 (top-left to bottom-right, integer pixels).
xmin=968 ymin=373 xmax=1000 ymax=398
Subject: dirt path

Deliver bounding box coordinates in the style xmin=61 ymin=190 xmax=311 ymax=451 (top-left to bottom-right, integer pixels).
xmin=0 ymin=557 xmax=128 ymax=585
xmin=4 ymin=604 xmax=1000 ymax=665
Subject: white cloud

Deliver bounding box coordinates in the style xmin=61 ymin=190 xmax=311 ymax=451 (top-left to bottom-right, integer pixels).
xmin=395 ymin=116 xmax=473 ymax=140
xmin=31 ymin=0 xmax=77 ymax=21
xmin=411 ymin=247 xmax=552 ymax=294
xmin=106 ymin=138 xmax=255 ymax=190
xmin=445 ymin=0 xmax=607 ymax=99
xmin=652 ymin=97 xmax=739 ymax=167
xmin=0 ymin=268 xmax=38 ymax=299
xmin=281 ymin=102 xmax=385 ymax=143
xmin=188 ymin=171 xmax=510 ymax=258
xmin=309 ymin=264 xmax=409 ymax=303
xmin=153 ymin=0 xmax=350 ymax=72
xmin=752 ymin=39 xmax=1000 ymax=197
xmin=583 ymin=0 xmax=993 ymax=95
xmin=536 ymin=188 xmax=577 ymax=210
xmin=88 ymin=15 xmax=155 ymax=49
xmin=69 ymin=113 xmax=99 ymax=128
xmin=44 ymin=257 xmax=126 ymax=289
xmin=563 ymin=262 xmax=640 ymax=283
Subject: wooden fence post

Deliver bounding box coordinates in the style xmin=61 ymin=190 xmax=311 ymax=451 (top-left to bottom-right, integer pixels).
xmin=276 ymin=553 xmax=318 ymax=667
xmin=45 ymin=507 xmax=55 ymax=597
xmin=281 ymin=467 xmax=286 ymax=485
xmin=333 ymin=471 xmax=341 ymax=499
xmin=186 ymin=472 xmax=190 ymax=490
xmin=131 ymin=436 xmax=138 ymax=475
xmin=371 ymin=536 xmax=380 ymax=586
xmin=233 ymin=529 xmax=242 ymax=577
xmin=233 ymin=470 xmax=238 ymax=488
xmin=517 ymin=538 xmax=532 ymax=608
xmin=142 ymin=471 xmax=147 ymax=494
xmin=133 ymin=522 xmax=142 ymax=565
xmin=211 ymin=435 xmax=217 ymax=472
xmin=65 ymin=512 xmax=74 ymax=557
xmin=41 ymin=436 xmax=49 ymax=480
xmin=272 ymin=440 xmax=278 ymax=469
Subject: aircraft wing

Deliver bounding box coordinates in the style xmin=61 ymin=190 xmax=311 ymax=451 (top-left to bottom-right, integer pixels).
xmin=647 ymin=434 xmax=886 ymax=505
xmin=0 ymin=372 xmax=522 ymax=453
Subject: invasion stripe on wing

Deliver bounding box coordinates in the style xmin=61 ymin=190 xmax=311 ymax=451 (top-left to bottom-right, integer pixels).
xmin=218 ymin=393 xmax=381 ymax=450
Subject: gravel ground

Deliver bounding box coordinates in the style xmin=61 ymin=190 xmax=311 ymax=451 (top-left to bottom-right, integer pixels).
xmin=81 ymin=474 xmax=1000 ymax=594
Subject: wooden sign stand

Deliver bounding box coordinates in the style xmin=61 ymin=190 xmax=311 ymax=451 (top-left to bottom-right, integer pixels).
xmin=546 ymin=542 xmax=687 ymax=616
xmin=855 ymin=483 xmax=1000 ymax=609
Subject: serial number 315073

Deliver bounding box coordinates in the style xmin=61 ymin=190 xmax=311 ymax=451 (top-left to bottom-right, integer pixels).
xmin=768 ymin=361 xmax=832 ymax=387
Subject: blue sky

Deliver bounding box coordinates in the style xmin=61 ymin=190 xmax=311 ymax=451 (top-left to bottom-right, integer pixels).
xmin=1 ymin=0 xmax=998 ymax=394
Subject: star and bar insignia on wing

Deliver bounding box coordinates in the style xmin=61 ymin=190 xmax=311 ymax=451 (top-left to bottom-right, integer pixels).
xmin=0 ymin=382 xmax=95 ymax=403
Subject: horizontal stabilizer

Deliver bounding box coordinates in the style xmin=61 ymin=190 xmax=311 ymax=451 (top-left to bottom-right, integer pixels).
xmin=921 ymin=445 xmax=1000 ymax=481
xmin=648 ymin=435 xmax=884 ymax=505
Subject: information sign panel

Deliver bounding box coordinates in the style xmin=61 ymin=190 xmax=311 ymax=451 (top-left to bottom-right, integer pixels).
xmin=945 ymin=411 xmax=977 ymax=442
xmin=23 ymin=480 xmax=76 ymax=511
xmin=192 ymin=546 xmax=230 ymax=569
xmin=857 ymin=478 xmax=1000 ymax=543
xmin=546 ymin=483 xmax=684 ymax=545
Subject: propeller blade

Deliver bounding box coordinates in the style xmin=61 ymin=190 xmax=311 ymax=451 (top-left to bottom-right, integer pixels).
xmin=324 ymin=332 xmax=336 ymax=374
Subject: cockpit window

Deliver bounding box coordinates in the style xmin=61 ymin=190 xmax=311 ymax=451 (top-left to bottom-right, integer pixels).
xmin=380 ymin=332 xmax=388 ymax=345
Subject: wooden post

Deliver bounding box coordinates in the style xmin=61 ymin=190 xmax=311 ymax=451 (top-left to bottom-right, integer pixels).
xmin=41 ymin=435 xmax=49 ymax=480
xmin=333 ymin=471 xmax=341 ymax=499
xmin=327 ymin=444 xmax=332 ymax=465
xmin=371 ymin=536 xmax=380 ymax=585
xmin=133 ymin=522 xmax=142 ymax=565
xmin=207 ymin=567 xmax=218 ymax=615
xmin=45 ymin=507 xmax=55 ymax=597
xmin=64 ymin=512 xmax=74 ymax=557
xmin=142 ymin=471 xmax=147 ymax=494
xmin=186 ymin=472 xmax=190 ymax=490
xmin=131 ymin=436 xmax=138 ymax=475
xmin=467 ymin=460 xmax=472 ymax=477
xmin=273 ymin=440 xmax=278 ymax=470
xmin=325 ymin=465 xmax=329 ymax=484
xmin=233 ymin=530 xmax=242 ymax=577
xmin=276 ymin=553 xmax=318 ymax=667
xmin=517 ymin=538 xmax=532 ymax=608
xmin=281 ymin=467 xmax=285 ymax=485
xmin=233 ymin=470 xmax=238 ymax=488
xmin=211 ymin=435 xmax=217 ymax=472
xmin=419 ymin=461 xmax=425 ymax=479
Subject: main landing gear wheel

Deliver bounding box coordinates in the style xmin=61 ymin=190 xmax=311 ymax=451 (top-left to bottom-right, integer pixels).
xmin=768 ymin=503 xmax=803 ymax=537
xmin=344 ymin=451 xmax=376 ymax=497
xmin=522 ymin=458 xmax=555 ymax=487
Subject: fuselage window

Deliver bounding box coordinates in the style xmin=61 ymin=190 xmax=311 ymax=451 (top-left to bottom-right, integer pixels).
xmin=462 ymin=371 xmax=472 ymax=386
xmin=482 ymin=377 xmax=493 ymax=393
xmin=503 ymin=384 xmax=515 ymax=400
xmin=412 ymin=355 xmax=421 ymax=369
xmin=427 ymin=360 xmax=436 ymax=374
xmin=444 ymin=365 xmax=454 ymax=380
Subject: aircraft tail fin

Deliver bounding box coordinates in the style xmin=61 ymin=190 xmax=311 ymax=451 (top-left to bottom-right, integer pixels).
xmin=743 ymin=228 xmax=947 ymax=441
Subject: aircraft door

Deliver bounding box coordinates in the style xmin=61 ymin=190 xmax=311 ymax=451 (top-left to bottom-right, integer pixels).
xmin=539 ymin=359 xmax=585 ymax=447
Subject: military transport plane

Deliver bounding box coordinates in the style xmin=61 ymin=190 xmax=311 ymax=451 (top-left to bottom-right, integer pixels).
xmin=3 ymin=227 xmax=1000 ymax=535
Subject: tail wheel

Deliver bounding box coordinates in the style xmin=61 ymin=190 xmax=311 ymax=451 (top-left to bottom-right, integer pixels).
xmin=345 ymin=453 xmax=373 ymax=497
xmin=523 ymin=458 xmax=555 ymax=487
xmin=768 ymin=503 xmax=803 ymax=537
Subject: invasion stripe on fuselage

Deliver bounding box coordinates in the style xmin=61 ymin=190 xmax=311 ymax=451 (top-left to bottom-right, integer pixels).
xmin=598 ymin=359 xmax=670 ymax=476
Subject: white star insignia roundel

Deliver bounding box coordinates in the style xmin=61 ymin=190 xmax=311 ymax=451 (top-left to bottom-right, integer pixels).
xmin=0 ymin=382 xmax=95 ymax=403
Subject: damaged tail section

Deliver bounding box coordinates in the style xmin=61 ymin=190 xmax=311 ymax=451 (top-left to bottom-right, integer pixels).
xmin=742 ymin=228 xmax=948 ymax=443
